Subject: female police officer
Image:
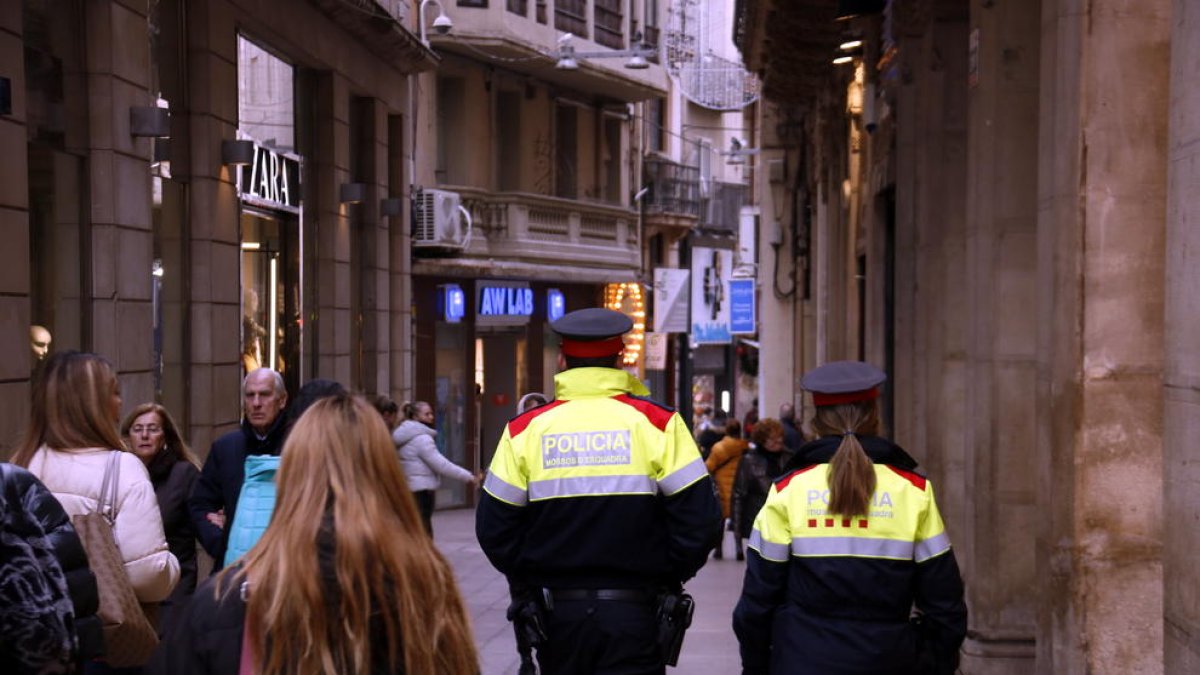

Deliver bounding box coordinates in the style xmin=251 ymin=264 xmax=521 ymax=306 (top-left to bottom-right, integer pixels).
xmin=733 ymin=361 xmax=967 ymax=674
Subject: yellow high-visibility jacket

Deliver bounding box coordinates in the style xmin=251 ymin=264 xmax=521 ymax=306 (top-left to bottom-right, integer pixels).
xmin=733 ymin=435 xmax=967 ymax=675
xmin=476 ymin=367 xmax=722 ymax=589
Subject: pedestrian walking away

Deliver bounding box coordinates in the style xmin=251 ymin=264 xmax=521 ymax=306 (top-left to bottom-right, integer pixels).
xmin=731 ymin=418 xmax=790 ymax=557
xmin=13 ymin=351 xmax=180 ymax=673
xmin=705 ymin=419 xmax=748 ymax=561
xmin=733 ymin=360 xmax=967 ymax=675
xmin=476 ymin=307 xmax=723 ymax=675
xmin=394 ymin=400 xmax=479 ymax=536
xmin=149 ymin=393 xmax=479 ymax=675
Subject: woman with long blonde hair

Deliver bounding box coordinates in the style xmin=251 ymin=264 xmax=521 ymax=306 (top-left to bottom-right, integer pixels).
xmin=149 ymin=393 xmax=479 ymax=675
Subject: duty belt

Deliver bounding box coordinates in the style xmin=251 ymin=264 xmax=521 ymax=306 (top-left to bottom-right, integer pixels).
xmin=549 ymin=588 xmax=657 ymax=604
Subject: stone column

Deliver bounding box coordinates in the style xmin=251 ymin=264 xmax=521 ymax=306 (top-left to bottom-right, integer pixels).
xmin=388 ymin=110 xmax=413 ymax=403
xmin=314 ymin=72 xmax=353 ymax=384
xmin=184 ymin=0 xmax=243 ymax=455
xmin=0 ymin=1 xmax=33 ymax=449
xmin=85 ymin=0 xmax=157 ymax=409
xmin=756 ymin=103 xmax=796 ymax=423
xmin=1164 ymin=0 xmax=1200 ymax=670
xmin=959 ymin=0 xmax=1041 ymax=671
xmin=890 ymin=7 xmax=969 ymax=521
xmin=1036 ymin=1 xmax=1167 ymax=672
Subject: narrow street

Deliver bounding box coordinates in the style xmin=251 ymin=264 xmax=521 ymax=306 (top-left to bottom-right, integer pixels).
xmin=434 ymin=507 xmax=745 ymax=675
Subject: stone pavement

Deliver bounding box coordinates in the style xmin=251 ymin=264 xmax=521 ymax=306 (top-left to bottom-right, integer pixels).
xmin=433 ymin=507 xmax=746 ymax=675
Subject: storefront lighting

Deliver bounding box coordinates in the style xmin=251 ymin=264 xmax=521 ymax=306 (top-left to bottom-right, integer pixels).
xmin=833 ymin=55 xmax=854 ymax=65
xmin=340 ymin=182 xmax=368 ymax=205
xmin=839 ymin=40 xmax=863 ymax=51
xmin=222 ymin=139 xmax=255 ymax=166
xmin=268 ymin=257 xmax=278 ymax=372
xmin=547 ymin=289 xmax=566 ymax=323
xmin=440 ymin=284 xmax=466 ymax=323
xmin=604 ymin=282 xmax=646 ymax=368
xmin=241 ymin=242 xmax=262 ymax=250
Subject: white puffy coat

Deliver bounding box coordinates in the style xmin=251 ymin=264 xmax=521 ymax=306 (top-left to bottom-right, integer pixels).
xmin=392 ymin=420 xmax=473 ymax=492
xmin=27 ymin=447 xmax=181 ymax=603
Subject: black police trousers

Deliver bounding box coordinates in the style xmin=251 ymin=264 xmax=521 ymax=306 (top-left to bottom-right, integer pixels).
xmin=536 ymin=597 xmax=664 ymax=675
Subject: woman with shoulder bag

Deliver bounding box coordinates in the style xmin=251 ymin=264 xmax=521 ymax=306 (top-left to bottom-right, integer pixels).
xmin=150 ymin=394 xmax=479 ymax=675
xmin=13 ymin=351 xmax=180 ymax=674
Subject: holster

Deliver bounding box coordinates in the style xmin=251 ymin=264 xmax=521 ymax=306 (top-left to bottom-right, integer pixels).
xmin=655 ymin=589 xmax=695 ymax=667
xmin=507 ymin=587 xmax=553 ymax=675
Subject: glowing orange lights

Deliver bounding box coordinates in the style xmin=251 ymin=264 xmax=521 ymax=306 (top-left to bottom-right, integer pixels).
xmin=604 ymin=282 xmax=646 ymax=368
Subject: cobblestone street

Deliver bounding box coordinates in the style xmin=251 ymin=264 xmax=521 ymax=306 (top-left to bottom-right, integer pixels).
xmin=434 ymin=507 xmax=745 ymax=675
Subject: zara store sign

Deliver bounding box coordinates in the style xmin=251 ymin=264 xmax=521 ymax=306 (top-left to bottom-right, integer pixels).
xmin=238 ymin=142 xmax=302 ymax=213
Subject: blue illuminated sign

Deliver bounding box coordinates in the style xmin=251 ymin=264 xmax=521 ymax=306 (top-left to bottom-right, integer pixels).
xmin=479 ymin=286 xmax=534 ymax=317
xmin=547 ymin=288 xmax=565 ymax=323
xmin=440 ymin=284 xmax=465 ymax=323
xmin=729 ymin=278 xmax=756 ymax=334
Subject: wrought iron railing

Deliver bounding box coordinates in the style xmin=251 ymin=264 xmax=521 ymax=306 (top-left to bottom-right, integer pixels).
xmin=642 ymin=156 xmax=701 ymax=218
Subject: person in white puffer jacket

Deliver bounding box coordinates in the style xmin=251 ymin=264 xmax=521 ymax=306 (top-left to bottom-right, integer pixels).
xmin=393 ymin=401 xmax=478 ymax=536
xmin=13 ymin=352 xmax=180 ymax=608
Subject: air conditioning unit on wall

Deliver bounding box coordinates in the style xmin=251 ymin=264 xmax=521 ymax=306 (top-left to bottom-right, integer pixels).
xmin=412 ymin=188 xmax=472 ymax=251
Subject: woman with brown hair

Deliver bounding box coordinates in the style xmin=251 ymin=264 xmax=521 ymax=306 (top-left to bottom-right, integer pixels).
xmin=733 ymin=361 xmax=967 ymax=675
xmin=13 ymin=351 xmax=180 ymax=673
xmin=120 ymin=403 xmax=200 ymax=634
xmin=150 ymin=393 xmax=479 ymax=675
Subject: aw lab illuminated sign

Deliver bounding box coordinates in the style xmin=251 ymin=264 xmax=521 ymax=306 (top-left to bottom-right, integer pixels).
xmin=238 ymin=142 xmax=302 ymax=213
xmin=476 ymin=281 xmax=533 ymax=327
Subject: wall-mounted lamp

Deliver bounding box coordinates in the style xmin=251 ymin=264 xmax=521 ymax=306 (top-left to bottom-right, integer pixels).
xmin=130 ymin=106 xmax=171 ymax=137
xmin=419 ymin=0 xmax=453 ymax=47
xmin=0 ymin=77 xmax=11 ymax=116
xmin=340 ymin=182 xmax=368 ymax=204
xmin=222 ymin=139 xmax=255 ymax=166
xmin=380 ymin=197 xmax=404 ymax=216
xmin=555 ymin=33 xmax=657 ymax=71
xmin=836 ymin=0 xmax=885 ymax=21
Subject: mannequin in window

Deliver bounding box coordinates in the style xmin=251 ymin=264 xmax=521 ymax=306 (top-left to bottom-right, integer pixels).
xmin=242 ymin=289 xmax=266 ymax=374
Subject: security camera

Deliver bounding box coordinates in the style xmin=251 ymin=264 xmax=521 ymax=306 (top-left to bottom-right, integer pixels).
xmin=432 ymin=13 xmax=453 ymax=35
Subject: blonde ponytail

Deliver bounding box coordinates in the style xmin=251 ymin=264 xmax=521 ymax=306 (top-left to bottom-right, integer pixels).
xmin=812 ymin=401 xmax=883 ymax=517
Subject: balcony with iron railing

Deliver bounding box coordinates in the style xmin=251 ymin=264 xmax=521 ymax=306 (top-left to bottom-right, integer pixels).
xmin=439 ymin=185 xmax=639 ymax=272
xmin=427 ymin=0 xmax=667 ymax=102
xmin=641 ymin=155 xmax=701 ymax=240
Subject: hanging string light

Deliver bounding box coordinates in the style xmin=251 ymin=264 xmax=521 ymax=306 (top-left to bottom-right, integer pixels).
xmin=604 ymin=282 xmax=646 ymax=368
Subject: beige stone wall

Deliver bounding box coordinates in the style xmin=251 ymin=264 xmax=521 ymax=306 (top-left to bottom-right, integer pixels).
xmin=1164 ymin=0 xmax=1200 ymax=670
xmin=1036 ymin=1 xmax=1168 ymax=673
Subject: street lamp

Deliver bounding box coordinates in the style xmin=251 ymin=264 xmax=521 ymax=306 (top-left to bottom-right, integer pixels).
xmin=419 ymin=0 xmax=453 ymax=47
xmin=555 ymin=33 xmax=657 ymax=71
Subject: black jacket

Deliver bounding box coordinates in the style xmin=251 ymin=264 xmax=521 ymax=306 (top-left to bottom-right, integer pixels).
xmin=188 ymin=417 xmax=286 ymax=566
xmin=1 ymin=462 xmax=103 ymax=667
xmin=731 ymin=446 xmax=790 ymax=538
xmin=147 ymin=448 xmax=200 ymax=627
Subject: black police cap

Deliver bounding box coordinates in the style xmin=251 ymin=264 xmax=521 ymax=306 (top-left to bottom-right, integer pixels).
xmin=550 ymin=307 xmax=632 ymax=340
xmin=800 ymin=361 xmax=887 ymax=405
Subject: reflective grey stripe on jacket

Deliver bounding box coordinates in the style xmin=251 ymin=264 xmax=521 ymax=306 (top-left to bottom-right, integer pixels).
xmin=790 ymin=535 xmax=914 ymax=560
xmin=529 ymin=474 xmax=657 ymax=500
xmin=483 ymin=472 xmax=528 ymax=506
xmin=658 ymin=457 xmax=709 ymax=495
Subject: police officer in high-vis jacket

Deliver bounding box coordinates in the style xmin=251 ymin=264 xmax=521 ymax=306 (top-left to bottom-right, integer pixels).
xmin=733 ymin=361 xmax=967 ymax=675
xmin=477 ymin=307 xmax=722 ymax=675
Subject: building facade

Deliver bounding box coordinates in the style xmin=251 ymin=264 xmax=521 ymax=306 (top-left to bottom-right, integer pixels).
xmin=3 ymin=0 xmax=434 ymax=455
xmin=735 ymin=0 xmax=1189 ymax=673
